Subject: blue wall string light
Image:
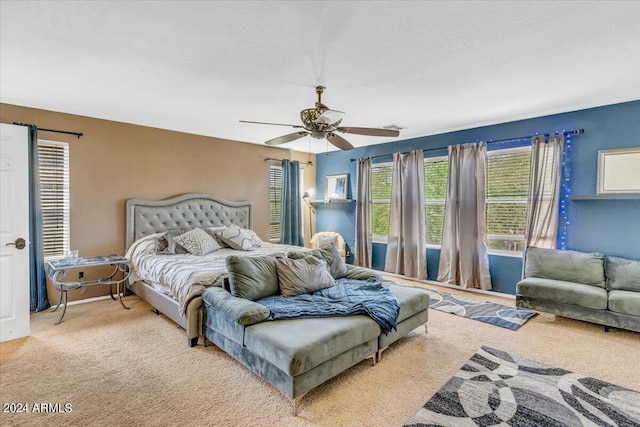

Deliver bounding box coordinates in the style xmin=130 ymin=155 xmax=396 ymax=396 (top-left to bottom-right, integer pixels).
xmin=559 ymin=130 xmax=572 ymax=250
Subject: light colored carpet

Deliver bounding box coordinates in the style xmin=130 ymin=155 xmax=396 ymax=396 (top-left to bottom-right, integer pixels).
xmin=1 ymin=277 xmax=639 ymax=427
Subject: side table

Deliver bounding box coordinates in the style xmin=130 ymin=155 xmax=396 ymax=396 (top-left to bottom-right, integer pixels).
xmin=46 ymin=254 xmax=131 ymax=324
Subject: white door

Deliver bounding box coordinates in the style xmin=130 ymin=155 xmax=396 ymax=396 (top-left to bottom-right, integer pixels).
xmin=0 ymin=123 xmax=30 ymax=343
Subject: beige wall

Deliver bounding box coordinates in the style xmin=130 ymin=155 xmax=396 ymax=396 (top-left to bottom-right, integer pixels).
xmin=1 ymin=103 xmax=316 ymax=302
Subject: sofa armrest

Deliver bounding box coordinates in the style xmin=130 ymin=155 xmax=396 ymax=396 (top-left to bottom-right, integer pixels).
xmin=345 ymin=264 xmax=383 ymax=281
xmin=203 ymin=287 xmax=270 ymax=326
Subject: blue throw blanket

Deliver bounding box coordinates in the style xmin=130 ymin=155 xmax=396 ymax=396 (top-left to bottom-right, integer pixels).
xmin=258 ymin=278 xmax=400 ymax=334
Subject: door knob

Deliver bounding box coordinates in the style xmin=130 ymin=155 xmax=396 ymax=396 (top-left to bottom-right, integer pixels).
xmin=5 ymin=238 xmax=26 ymax=250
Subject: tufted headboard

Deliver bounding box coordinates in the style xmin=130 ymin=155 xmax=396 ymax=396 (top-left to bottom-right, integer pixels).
xmin=125 ymin=193 xmax=253 ymax=249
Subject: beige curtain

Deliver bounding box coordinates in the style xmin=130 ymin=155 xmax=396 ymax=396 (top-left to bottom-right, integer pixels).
xmin=384 ymin=150 xmax=427 ymax=279
xmin=524 ymin=134 xmax=564 ymax=249
xmin=354 ymin=158 xmax=372 ymax=268
xmin=438 ymin=142 xmax=491 ymax=290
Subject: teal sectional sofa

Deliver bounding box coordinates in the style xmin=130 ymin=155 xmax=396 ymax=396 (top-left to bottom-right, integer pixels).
xmin=201 ymin=247 xmax=430 ymax=414
xmin=516 ymin=247 xmax=640 ymax=333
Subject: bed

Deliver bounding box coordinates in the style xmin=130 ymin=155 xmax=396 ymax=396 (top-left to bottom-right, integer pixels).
xmin=125 ymin=193 xmax=304 ymax=346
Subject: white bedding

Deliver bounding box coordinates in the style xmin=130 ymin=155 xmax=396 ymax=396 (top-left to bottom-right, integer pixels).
xmin=125 ymin=233 xmax=305 ymax=315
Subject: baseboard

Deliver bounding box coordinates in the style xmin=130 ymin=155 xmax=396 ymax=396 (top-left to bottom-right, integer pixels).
xmin=381 ymin=272 xmax=516 ymax=301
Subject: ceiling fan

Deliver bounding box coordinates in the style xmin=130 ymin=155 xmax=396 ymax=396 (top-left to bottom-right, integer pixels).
xmin=240 ymin=86 xmax=400 ymax=151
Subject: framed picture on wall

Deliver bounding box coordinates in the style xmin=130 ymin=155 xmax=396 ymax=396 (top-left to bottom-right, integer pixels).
xmin=325 ymin=174 xmax=349 ymax=201
xmin=597 ymin=147 xmax=640 ymax=194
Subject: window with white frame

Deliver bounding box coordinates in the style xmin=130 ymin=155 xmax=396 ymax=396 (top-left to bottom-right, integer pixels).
xmin=268 ymin=165 xmax=304 ymax=242
xmin=38 ymin=140 xmax=70 ymax=258
xmin=424 ymin=156 xmax=448 ymax=246
xmin=370 ymin=162 xmax=393 ymax=242
xmin=485 ymin=146 xmax=532 ymax=255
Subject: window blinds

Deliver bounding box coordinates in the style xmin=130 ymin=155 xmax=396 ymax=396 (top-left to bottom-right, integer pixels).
xmin=38 ymin=141 xmax=70 ymax=258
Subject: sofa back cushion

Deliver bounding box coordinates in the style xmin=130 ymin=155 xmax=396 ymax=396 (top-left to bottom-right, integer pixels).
xmin=525 ymin=247 xmax=606 ymax=287
xmin=226 ymin=254 xmax=279 ymax=301
xmin=606 ymin=256 xmax=640 ymax=292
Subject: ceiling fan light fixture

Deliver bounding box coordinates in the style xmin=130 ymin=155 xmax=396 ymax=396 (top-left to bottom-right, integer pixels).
xmin=240 ymin=86 xmax=399 ymax=151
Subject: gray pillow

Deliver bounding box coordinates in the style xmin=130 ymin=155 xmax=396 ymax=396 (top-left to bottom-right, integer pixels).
xmin=606 ymin=256 xmax=640 ymax=292
xmin=216 ymin=224 xmax=256 ymax=251
xmin=161 ymin=230 xmax=190 ymax=254
xmin=226 ymin=254 xmax=279 ymax=301
xmin=173 ymin=228 xmax=221 ymax=256
xmin=288 ymin=244 xmax=348 ymax=279
xmin=276 ymin=256 xmax=336 ymax=297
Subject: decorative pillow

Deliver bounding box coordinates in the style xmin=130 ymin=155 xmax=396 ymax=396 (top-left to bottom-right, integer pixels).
xmin=216 ymin=224 xmax=256 ymax=251
xmin=226 ymin=254 xmax=279 ymax=301
xmin=161 ymin=230 xmax=190 ymax=254
xmin=276 ymin=256 xmax=336 ymax=297
xmin=173 ymin=228 xmax=221 ymax=256
xmin=203 ymin=226 xmax=230 ymax=247
xmin=244 ymin=229 xmax=263 ymax=248
xmin=288 ymin=244 xmax=348 ymax=279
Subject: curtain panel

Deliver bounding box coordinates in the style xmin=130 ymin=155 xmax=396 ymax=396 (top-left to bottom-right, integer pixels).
xmin=524 ymin=134 xmax=564 ymax=250
xmin=354 ymin=158 xmax=372 ymax=268
xmin=18 ymin=123 xmax=51 ymax=311
xmin=384 ymin=150 xmax=427 ymax=279
xmin=279 ymin=159 xmax=304 ymax=246
xmin=437 ymin=142 xmax=492 ymax=290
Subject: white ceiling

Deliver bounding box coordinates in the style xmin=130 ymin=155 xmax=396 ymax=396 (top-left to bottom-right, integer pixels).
xmin=2 ymin=1 xmax=639 ymax=153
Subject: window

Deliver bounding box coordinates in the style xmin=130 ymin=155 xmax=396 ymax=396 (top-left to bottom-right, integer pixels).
xmin=369 ymin=146 xmax=538 ymax=256
xmin=38 ymin=140 xmax=70 ymax=258
xmin=371 ymin=157 xmax=448 ymax=244
xmin=424 ymin=157 xmax=448 ymax=246
xmin=268 ymin=166 xmax=304 ymax=242
xmin=485 ymin=147 xmax=531 ymax=254
xmin=370 ymin=162 xmax=392 ymax=242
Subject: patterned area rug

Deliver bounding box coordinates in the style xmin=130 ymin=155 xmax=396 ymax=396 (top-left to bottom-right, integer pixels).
xmin=424 ymin=288 xmax=536 ymax=330
xmin=404 ymin=346 xmax=640 ymax=427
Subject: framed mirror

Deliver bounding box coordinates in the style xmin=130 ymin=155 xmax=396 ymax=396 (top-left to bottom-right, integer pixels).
xmin=597 ymin=147 xmax=640 ymax=194
xmin=325 ymin=174 xmax=349 ymax=202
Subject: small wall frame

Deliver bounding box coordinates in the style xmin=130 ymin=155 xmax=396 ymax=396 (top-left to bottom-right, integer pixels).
xmin=597 ymin=147 xmax=640 ymax=194
xmin=325 ymin=174 xmax=349 ymax=201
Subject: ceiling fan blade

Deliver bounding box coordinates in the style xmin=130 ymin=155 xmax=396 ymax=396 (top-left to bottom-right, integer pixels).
xmin=240 ymin=120 xmax=304 ymax=129
xmin=314 ymin=109 xmax=345 ymax=125
xmin=264 ymin=131 xmax=309 ymax=146
xmin=326 ymin=133 xmax=354 ymax=151
xmin=337 ymin=127 xmax=400 ymax=137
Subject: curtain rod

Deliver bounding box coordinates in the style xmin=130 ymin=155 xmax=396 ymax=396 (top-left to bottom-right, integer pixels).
xmin=265 ymin=157 xmax=314 ymax=166
xmin=38 ymin=128 xmax=83 ymax=139
xmin=13 ymin=122 xmax=84 ymax=139
xmin=350 ymin=128 xmax=584 ymax=162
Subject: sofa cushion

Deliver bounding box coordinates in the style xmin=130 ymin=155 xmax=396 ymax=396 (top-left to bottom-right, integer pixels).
xmin=226 ymin=254 xmax=279 ymax=301
xmin=276 ymin=256 xmax=336 ymax=297
xmin=608 ymin=290 xmax=640 ymax=317
xmin=288 ymin=244 xmax=348 ymax=279
xmin=606 ymin=256 xmax=640 ymax=292
xmin=517 ymin=277 xmax=608 ymax=310
xmin=244 ymin=316 xmax=379 ymax=377
xmin=525 ymin=247 xmax=606 ymax=287
xmin=387 ymin=283 xmax=430 ymax=323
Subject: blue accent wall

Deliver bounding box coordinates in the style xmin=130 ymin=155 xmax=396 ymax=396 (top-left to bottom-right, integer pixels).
xmin=316 ymin=100 xmax=640 ymax=295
